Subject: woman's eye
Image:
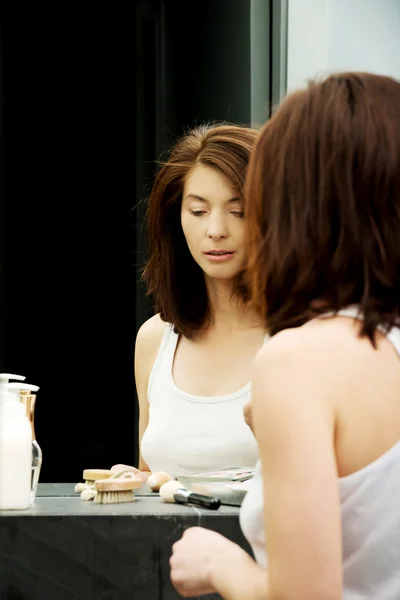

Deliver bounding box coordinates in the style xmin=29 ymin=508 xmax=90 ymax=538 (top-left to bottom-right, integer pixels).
xmin=189 ymin=210 xmax=206 ymax=217
xmin=231 ymin=211 xmax=244 ymax=218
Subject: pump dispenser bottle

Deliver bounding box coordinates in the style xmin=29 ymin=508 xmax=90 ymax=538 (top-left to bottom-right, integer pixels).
xmin=0 ymin=375 xmax=35 ymax=510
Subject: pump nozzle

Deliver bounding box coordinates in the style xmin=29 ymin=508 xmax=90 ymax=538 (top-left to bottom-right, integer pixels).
xmin=0 ymin=373 xmax=26 ymax=384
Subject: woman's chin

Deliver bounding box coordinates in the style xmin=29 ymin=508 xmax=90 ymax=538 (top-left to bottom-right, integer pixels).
xmin=203 ymin=265 xmax=242 ymax=282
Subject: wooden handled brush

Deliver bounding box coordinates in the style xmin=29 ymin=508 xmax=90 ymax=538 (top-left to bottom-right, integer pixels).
xmin=83 ymin=469 xmax=113 ymax=485
xmin=75 ymin=469 xmax=113 ymax=493
xmin=94 ymin=475 xmax=142 ymax=504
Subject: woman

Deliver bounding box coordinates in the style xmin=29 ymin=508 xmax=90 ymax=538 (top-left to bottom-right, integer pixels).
xmin=170 ymin=73 xmax=400 ymax=599
xmin=116 ymin=124 xmax=265 ymax=480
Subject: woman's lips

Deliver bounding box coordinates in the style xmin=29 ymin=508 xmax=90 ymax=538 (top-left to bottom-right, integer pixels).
xmin=203 ymin=250 xmax=236 ymax=262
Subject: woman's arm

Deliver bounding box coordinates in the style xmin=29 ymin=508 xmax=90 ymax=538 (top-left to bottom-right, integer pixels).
xmin=243 ymin=398 xmax=255 ymax=432
xmin=113 ymin=315 xmax=165 ymax=479
xmin=171 ymin=327 xmax=343 ymax=600
xmin=247 ymin=330 xmax=343 ymax=600
xmin=135 ymin=314 xmax=166 ymax=473
xmin=135 ymin=324 xmax=152 ymax=474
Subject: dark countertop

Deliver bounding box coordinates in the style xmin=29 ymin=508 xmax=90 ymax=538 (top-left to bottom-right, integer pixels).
xmin=36 ymin=482 xmax=156 ymax=498
xmin=19 ymin=482 xmax=241 ymax=518
xmin=0 ymin=483 xmax=250 ymax=600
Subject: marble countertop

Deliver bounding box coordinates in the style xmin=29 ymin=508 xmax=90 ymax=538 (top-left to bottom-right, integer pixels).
xmin=0 ymin=483 xmax=247 ymax=600
xmin=1 ymin=482 xmax=241 ymax=518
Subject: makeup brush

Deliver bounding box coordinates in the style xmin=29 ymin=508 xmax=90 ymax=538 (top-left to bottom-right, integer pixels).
xmin=159 ymin=480 xmax=221 ymax=510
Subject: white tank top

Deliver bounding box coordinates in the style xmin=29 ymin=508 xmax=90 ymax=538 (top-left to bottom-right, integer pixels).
xmin=140 ymin=323 xmax=260 ymax=476
xmin=240 ymin=307 xmax=400 ymax=599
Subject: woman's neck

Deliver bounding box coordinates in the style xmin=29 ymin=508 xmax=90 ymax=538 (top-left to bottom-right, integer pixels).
xmin=205 ymin=278 xmax=262 ymax=332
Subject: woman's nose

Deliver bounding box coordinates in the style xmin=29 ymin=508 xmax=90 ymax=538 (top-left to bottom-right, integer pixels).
xmin=207 ymin=213 xmax=228 ymax=239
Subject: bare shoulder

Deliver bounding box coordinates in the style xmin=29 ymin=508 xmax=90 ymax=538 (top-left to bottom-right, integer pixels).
xmin=136 ymin=314 xmax=166 ymax=346
xmin=254 ymin=317 xmax=372 ymax=381
xmin=136 ymin=313 xmax=166 ymax=352
xmin=250 ymin=319 xmax=371 ymax=432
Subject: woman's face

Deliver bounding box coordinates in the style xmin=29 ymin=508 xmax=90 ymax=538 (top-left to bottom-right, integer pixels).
xmin=181 ymin=164 xmax=246 ymax=282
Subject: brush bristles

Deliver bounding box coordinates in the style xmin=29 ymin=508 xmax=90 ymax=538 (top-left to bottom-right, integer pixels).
xmin=95 ymin=490 xmax=135 ymax=504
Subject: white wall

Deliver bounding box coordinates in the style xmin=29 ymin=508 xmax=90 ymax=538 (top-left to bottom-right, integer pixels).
xmin=287 ymin=0 xmax=400 ymax=92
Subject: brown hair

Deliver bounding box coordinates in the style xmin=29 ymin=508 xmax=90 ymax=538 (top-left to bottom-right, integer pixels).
xmin=143 ymin=123 xmax=259 ymax=338
xmin=245 ymin=72 xmax=400 ymax=344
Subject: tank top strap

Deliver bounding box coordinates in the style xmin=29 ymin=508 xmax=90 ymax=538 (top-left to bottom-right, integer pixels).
xmin=330 ymin=305 xmax=400 ymax=359
xmin=147 ymin=322 xmax=179 ymax=396
xmin=335 ymin=305 xmax=361 ymax=319
xmin=384 ymin=326 xmax=400 ymax=358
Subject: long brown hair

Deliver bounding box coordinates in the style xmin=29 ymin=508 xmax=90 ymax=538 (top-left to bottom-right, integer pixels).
xmin=245 ymin=72 xmax=400 ymax=344
xmin=143 ymin=123 xmax=259 ymax=338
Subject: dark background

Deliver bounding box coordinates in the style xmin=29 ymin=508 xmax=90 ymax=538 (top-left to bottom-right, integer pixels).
xmin=0 ymin=1 xmax=281 ymax=481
